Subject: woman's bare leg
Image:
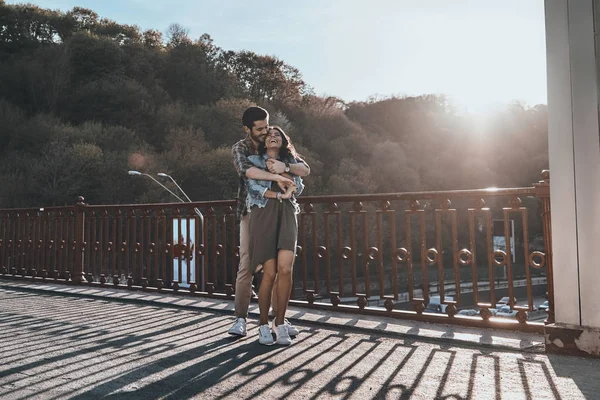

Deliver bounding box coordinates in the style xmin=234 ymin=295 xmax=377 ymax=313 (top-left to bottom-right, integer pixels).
xmin=275 ymin=249 xmax=295 ymax=326
xmin=258 ymin=258 xmax=277 ymax=325
xmin=271 ymin=274 xmax=279 ymax=316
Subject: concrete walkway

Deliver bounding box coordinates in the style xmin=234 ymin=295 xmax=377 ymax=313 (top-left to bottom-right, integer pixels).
xmin=0 ymin=281 xmax=597 ymax=399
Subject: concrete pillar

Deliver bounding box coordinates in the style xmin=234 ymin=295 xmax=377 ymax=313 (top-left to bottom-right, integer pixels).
xmin=544 ymin=0 xmax=600 ymax=357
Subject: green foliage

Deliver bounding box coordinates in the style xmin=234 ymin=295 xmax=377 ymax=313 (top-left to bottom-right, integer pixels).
xmin=0 ymin=2 xmax=548 ymax=209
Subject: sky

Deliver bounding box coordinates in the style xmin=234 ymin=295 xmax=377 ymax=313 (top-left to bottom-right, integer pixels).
xmin=8 ymin=0 xmax=548 ymax=111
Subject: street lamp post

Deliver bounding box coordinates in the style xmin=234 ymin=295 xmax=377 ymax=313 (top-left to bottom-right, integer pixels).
xmin=157 ymin=173 xmax=205 ymax=291
xmin=128 ymin=170 xmax=205 ymax=291
xmin=157 ymin=173 xmax=192 ymax=202
xmin=128 ymin=171 xmax=185 ymax=203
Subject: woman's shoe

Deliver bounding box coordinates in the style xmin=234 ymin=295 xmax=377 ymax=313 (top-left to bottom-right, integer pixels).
xmin=273 ymin=321 xmax=292 ymax=345
xmin=258 ymin=324 xmax=275 ymax=345
xmin=283 ymin=319 xmax=299 ymax=336
xmin=268 ymin=314 xmax=299 ymax=336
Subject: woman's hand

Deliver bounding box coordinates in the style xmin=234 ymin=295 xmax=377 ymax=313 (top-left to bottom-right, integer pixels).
xmin=275 ymin=174 xmax=295 ymax=192
xmin=280 ymin=183 xmax=296 ymax=200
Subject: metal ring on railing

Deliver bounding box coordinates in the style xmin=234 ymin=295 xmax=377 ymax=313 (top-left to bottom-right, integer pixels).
xmin=508 ymin=197 xmax=522 ymax=209
xmin=529 ymin=251 xmax=546 ymax=269
xmin=439 ymin=199 xmax=452 ymax=209
xmin=317 ymin=246 xmax=327 ymax=258
xmin=426 ymin=248 xmax=439 ymax=265
xmin=457 ymin=249 xmax=473 ymax=265
xmin=341 ymin=246 xmax=352 ymax=259
xmin=473 ymin=198 xmax=486 ymax=209
xmin=367 ymin=247 xmax=378 ymax=260
xmin=394 ymin=247 xmax=410 ymax=263
xmin=409 ymin=200 xmax=421 ymax=211
xmin=493 ymin=250 xmax=507 ymax=266
xmin=352 ymin=202 xmax=364 ymax=212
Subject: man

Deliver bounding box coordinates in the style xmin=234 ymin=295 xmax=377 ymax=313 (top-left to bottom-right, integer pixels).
xmin=229 ymin=106 xmax=310 ymax=336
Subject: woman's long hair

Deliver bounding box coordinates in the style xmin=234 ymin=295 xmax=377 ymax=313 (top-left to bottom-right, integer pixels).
xmin=259 ymin=125 xmax=302 ymax=162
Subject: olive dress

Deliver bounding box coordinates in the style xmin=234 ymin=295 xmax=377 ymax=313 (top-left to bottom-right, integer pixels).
xmin=248 ymin=181 xmax=298 ymax=271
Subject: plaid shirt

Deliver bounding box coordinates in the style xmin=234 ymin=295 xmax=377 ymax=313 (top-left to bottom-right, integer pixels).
xmin=232 ymin=137 xmax=258 ymax=221
xmin=232 ymin=136 xmax=309 ymax=222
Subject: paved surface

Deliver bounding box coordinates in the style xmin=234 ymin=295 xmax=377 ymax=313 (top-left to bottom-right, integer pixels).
xmin=0 ymin=281 xmax=545 ymax=353
xmin=0 ymin=286 xmax=598 ymax=399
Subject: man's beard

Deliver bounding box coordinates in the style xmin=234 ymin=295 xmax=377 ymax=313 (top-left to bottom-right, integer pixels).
xmin=251 ymin=133 xmax=266 ymax=143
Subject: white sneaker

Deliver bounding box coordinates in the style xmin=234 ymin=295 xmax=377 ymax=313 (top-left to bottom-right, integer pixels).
xmin=273 ymin=321 xmax=293 ymax=345
xmin=228 ymin=317 xmax=247 ymax=336
xmin=267 ymin=315 xmax=299 ymax=336
xmin=284 ymin=319 xmax=299 ymax=336
xmin=258 ymin=324 xmax=275 ymax=345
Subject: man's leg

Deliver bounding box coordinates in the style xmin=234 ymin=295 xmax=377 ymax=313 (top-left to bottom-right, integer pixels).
xmin=229 ymin=215 xmax=253 ymax=336
xmin=234 ymin=214 xmax=253 ymax=317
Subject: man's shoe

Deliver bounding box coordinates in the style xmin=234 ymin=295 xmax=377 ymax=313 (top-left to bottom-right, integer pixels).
xmin=258 ymin=324 xmax=275 ymax=345
xmin=284 ymin=319 xmax=299 ymax=336
xmin=273 ymin=321 xmax=292 ymax=346
xmin=228 ymin=317 xmax=247 ymax=336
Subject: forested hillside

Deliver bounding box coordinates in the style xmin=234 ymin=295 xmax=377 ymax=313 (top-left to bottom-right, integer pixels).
xmin=0 ymin=2 xmax=549 ymax=207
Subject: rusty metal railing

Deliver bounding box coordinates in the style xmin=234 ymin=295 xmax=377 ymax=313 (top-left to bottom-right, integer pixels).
xmin=0 ymin=171 xmax=553 ymax=332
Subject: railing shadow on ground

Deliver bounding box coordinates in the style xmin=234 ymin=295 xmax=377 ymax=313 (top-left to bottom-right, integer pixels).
xmin=0 ymin=288 xmax=593 ymax=400
xmin=0 ymin=282 xmax=545 ymax=352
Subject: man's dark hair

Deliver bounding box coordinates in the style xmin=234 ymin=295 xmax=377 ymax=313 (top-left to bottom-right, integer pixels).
xmin=242 ymin=106 xmax=269 ymax=130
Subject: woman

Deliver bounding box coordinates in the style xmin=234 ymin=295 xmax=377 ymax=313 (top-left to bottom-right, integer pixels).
xmin=246 ymin=126 xmax=304 ymax=345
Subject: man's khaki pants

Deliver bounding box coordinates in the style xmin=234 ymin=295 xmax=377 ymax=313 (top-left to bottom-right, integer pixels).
xmin=234 ymin=214 xmax=278 ymax=318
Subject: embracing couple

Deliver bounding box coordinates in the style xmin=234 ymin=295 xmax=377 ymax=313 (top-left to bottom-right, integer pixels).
xmin=229 ymin=106 xmax=310 ymax=345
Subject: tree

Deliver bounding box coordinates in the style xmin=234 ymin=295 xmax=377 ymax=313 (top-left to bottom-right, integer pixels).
xmin=142 ymin=29 xmax=163 ymax=49
xmin=195 ymin=98 xmax=255 ymax=147
xmin=66 ymin=7 xmax=98 ymax=33
xmin=0 ymin=1 xmax=549 ymax=209
xmin=220 ymin=50 xmax=310 ymax=105
xmin=162 ymin=32 xmax=238 ymax=105
xmin=66 ymin=32 xmax=125 ymax=86
xmin=0 ymin=3 xmax=62 ymax=55
xmin=166 ymin=23 xmax=190 ymax=47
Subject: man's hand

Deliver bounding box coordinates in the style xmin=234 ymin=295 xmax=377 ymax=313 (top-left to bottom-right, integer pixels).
xmin=266 ymin=159 xmax=286 ymax=174
xmin=275 ymin=175 xmax=294 ymax=192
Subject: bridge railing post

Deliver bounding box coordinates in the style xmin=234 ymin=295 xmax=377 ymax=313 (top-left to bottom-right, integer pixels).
xmin=72 ymin=196 xmax=87 ymax=285
xmin=534 ymin=170 xmax=554 ymax=324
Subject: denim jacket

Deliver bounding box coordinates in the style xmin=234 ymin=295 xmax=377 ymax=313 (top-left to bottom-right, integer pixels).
xmin=246 ymin=154 xmax=304 ymax=213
